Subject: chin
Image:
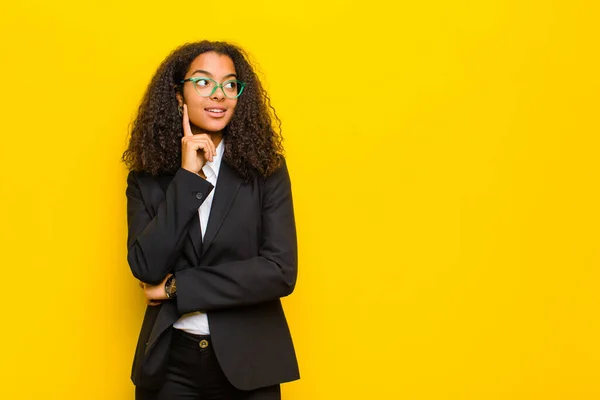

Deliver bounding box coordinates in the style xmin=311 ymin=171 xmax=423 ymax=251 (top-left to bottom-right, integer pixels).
xmin=204 ymin=123 xmax=229 ymax=132
xmin=192 ymin=120 xmax=227 ymax=133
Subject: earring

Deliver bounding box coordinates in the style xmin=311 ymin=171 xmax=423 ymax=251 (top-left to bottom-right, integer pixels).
xmin=177 ymin=104 xmax=183 ymax=116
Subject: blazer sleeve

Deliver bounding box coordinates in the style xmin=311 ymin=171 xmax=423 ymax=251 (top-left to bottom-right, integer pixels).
xmin=126 ymin=167 xmax=215 ymax=285
xmin=175 ymin=161 xmax=298 ymax=314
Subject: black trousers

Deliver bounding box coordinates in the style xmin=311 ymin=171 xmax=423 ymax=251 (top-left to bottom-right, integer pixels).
xmin=136 ymin=329 xmax=281 ymax=400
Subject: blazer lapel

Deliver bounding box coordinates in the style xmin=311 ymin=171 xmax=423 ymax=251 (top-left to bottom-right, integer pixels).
xmin=202 ymin=161 xmax=242 ymax=257
xmin=188 ymin=212 xmax=202 ymax=260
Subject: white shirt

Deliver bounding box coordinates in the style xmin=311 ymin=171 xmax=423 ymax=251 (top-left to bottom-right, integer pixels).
xmin=172 ymin=139 xmax=224 ymax=335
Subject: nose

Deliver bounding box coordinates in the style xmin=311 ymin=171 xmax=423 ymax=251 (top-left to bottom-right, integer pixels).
xmin=211 ymin=86 xmax=225 ymax=101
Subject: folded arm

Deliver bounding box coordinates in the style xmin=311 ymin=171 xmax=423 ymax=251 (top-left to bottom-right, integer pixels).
xmin=175 ymin=161 xmax=298 ymax=313
xmin=126 ymin=167 xmax=214 ymax=285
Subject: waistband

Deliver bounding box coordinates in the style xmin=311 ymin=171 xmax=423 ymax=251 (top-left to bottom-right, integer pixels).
xmin=172 ymin=328 xmax=211 ymax=346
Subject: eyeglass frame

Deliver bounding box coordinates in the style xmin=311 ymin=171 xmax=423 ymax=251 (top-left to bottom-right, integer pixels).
xmin=180 ymin=76 xmax=246 ymax=99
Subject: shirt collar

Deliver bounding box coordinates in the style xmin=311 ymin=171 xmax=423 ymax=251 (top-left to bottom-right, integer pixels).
xmin=203 ymin=138 xmax=225 ymax=178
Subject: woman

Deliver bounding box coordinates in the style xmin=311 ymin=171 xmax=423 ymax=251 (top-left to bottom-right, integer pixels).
xmin=122 ymin=41 xmax=299 ymax=400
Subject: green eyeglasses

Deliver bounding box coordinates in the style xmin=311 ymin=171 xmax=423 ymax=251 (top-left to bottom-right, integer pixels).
xmin=181 ymin=77 xmax=246 ymax=99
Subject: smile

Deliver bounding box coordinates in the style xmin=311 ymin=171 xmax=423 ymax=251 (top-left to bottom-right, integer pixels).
xmin=205 ymin=108 xmax=226 ymax=113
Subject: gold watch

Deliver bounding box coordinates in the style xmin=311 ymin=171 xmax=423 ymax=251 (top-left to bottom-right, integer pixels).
xmin=165 ymin=275 xmax=177 ymax=299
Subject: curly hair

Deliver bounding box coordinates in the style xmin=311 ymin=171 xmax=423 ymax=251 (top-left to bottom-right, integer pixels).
xmin=122 ymin=41 xmax=284 ymax=181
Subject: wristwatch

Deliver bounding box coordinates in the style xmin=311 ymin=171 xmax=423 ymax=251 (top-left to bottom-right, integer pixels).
xmin=165 ymin=275 xmax=177 ymax=299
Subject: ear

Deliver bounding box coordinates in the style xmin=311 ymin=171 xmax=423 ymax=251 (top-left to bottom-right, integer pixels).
xmin=176 ymin=92 xmax=183 ymax=107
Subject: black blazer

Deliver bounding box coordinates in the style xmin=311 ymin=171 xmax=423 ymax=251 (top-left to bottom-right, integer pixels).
xmin=125 ymin=160 xmax=299 ymax=392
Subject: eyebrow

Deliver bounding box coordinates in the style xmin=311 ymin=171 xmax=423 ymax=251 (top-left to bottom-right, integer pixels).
xmin=190 ymin=69 xmax=237 ymax=80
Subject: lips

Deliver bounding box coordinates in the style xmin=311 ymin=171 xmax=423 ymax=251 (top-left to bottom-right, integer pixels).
xmin=203 ymin=107 xmax=228 ymax=119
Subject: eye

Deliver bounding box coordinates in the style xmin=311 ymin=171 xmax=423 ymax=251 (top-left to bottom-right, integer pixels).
xmin=195 ymin=79 xmax=211 ymax=87
xmin=223 ymin=81 xmax=238 ymax=90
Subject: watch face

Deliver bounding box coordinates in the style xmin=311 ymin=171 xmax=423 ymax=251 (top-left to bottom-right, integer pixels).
xmin=166 ymin=276 xmax=176 ymax=297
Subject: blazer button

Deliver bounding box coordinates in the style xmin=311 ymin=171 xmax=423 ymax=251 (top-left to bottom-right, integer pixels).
xmin=199 ymin=339 xmax=209 ymax=349
xmin=195 ymin=192 xmax=203 ymax=200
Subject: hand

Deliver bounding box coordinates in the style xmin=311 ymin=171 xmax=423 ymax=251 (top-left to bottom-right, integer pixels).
xmin=139 ymin=274 xmax=172 ymax=306
xmin=181 ymin=104 xmax=216 ymax=175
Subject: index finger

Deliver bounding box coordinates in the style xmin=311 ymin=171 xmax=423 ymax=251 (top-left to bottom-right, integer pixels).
xmin=182 ymin=104 xmax=193 ymax=137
